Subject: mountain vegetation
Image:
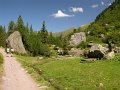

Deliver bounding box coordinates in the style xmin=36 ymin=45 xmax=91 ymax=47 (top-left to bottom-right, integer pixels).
xmin=87 ymin=0 xmax=120 ymax=45
xmin=0 ymin=15 xmax=65 ymax=56
xmin=0 ymin=26 xmax=6 ymax=47
xmin=0 ymin=0 xmax=119 ymax=57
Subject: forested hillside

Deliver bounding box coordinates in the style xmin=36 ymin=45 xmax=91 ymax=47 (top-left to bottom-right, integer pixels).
xmin=0 ymin=16 xmax=65 ymax=56
xmin=87 ymin=0 xmax=120 ymax=44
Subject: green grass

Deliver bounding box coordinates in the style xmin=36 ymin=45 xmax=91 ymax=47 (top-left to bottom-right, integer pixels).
xmin=16 ymin=55 xmax=120 ymax=90
xmin=0 ymin=54 xmax=3 ymax=89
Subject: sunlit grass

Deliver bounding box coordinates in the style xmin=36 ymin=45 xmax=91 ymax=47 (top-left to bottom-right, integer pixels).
xmin=16 ymin=55 xmax=120 ymax=90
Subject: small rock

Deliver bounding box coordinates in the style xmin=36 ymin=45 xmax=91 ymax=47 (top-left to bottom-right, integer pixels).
xmin=99 ymin=83 xmax=104 ymax=90
xmin=39 ymin=86 xmax=49 ymax=90
xmin=96 ymin=83 xmax=104 ymax=90
xmin=38 ymin=57 xmax=43 ymax=60
xmin=105 ymin=51 xmax=115 ymax=59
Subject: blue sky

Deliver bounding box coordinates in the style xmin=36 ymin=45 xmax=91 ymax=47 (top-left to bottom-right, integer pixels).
xmin=0 ymin=0 xmax=114 ymax=32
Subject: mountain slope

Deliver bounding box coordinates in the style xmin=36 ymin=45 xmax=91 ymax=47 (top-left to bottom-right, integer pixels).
xmin=53 ymin=24 xmax=90 ymax=37
xmin=88 ymin=0 xmax=120 ymax=44
xmin=52 ymin=27 xmax=75 ymax=37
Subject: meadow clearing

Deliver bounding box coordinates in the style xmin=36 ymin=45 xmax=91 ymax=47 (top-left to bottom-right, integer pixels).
xmin=16 ymin=54 xmax=120 ymax=90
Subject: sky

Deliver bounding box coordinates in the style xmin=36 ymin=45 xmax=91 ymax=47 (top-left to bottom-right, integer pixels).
xmin=0 ymin=0 xmax=114 ymax=32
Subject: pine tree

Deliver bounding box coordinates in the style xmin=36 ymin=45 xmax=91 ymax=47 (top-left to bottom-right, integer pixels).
xmin=63 ymin=37 xmax=69 ymax=55
xmin=30 ymin=24 xmax=33 ymax=34
xmin=0 ymin=25 xmax=6 ymax=47
xmin=26 ymin=22 xmax=29 ymax=33
xmin=8 ymin=21 xmax=15 ymax=36
xmin=40 ymin=21 xmax=48 ymax=44
xmin=48 ymin=32 xmax=54 ymax=44
xmin=17 ymin=15 xmax=24 ymax=33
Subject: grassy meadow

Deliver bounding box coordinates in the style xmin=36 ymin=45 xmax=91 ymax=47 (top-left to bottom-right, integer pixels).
xmin=16 ymin=55 xmax=120 ymax=90
xmin=0 ymin=54 xmax=3 ymax=89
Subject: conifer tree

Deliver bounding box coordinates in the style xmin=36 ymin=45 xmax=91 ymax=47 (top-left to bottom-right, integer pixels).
xmin=17 ymin=15 xmax=24 ymax=34
xmin=63 ymin=37 xmax=69 ymax=55
xmin=40 ymin=21 xmax=48 ymax=44
xmin=25 ymin=23 xmax=29 ymax=33
xmin=8 ymin=21 xmax=15 ymax=36
xmin=30 ymin=24 xmax=33 ymax=34
xmin=0 ymin=25 xmax=6 ymax=47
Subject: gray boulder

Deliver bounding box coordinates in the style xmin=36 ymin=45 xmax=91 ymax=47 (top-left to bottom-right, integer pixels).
xmin=69 ymin=32 xmax=86 ymax=46
xmin=6 ymin=31 xmax=27 ymax=54
xmin=88 ymin=44 xmax=108 ymax=59
xmin=69 ymin=48 xmax=84 ymax=57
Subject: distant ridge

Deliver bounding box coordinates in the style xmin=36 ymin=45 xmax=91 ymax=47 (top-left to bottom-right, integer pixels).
xmin=52 ymin=27 xmax=75 ymax=37
xmin=53 ymin=24 xmax=90 ymax=37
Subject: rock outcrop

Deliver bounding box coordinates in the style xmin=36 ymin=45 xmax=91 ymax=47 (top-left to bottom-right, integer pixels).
xmin=88 ymin=44 xmax=108 ymax=59
xmin=69 ymin=48 xmax=84 ymax=57
xmin=69 ymin=32 xmax=86 ymax=46
xmin=6 ymin=31 xmax=27 ymax=54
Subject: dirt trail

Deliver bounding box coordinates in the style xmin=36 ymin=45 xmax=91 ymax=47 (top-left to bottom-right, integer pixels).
xmin=0 ymin=48 xmax=41 ymax=90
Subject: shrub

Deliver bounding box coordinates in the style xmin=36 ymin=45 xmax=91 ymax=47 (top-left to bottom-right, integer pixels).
xmin=77 ymin=41 xmax=88 ymax=49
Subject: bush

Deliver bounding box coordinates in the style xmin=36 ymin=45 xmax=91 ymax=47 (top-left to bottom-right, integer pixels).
xmin=77 ymin=41 xmax=88 ymax=49
xmin=87 ymin=36 xmax=103 ymax=44
xmin=40 ymin=45 xmax=51 ymax=57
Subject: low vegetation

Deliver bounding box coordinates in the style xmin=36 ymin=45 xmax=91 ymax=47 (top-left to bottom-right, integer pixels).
xmin=0 ymin=54 xmax=3 ymax=89
xmin=87 ymin=0 xmax=120 ymax=44
xmin=0 ymin=54 xmax=3 ymax=76
xmin=16 ymin=54 xmax=120 ymax=90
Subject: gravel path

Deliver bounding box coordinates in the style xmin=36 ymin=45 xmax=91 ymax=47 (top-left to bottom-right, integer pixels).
xmin=0 ymin=48 xmax=41 ymax=90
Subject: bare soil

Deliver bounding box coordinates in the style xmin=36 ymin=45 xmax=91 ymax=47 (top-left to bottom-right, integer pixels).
xmin=0 ymin=48 xmax=41 ymax=90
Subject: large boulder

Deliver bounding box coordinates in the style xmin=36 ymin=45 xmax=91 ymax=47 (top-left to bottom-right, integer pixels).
xmin=88 ymin=44 xmax=108 ymax=59
xmin=69 ymin=48 xmax=84 ymax=57
xmin=69 ymin=32 xmax=86 ymax=46
xmin=6 ymin=31 xmax=27 ymax=54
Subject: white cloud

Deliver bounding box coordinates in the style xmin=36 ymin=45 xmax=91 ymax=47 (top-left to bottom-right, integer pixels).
xmin=70 ymin=7 xmax=83 ymax=13
xmin=101 ymin=1 xmax=104 ymax=5
xmin=91 ymin=4 xmax=99 ymax=8
xmin=52 ymin=10 xmax=74 ymax=18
